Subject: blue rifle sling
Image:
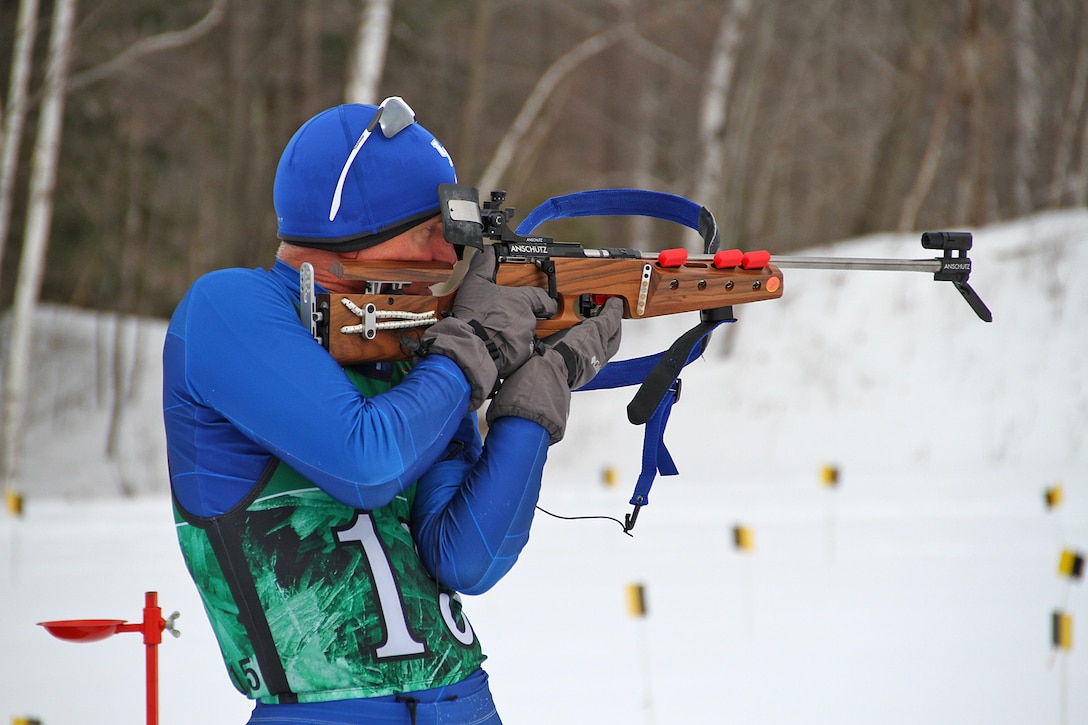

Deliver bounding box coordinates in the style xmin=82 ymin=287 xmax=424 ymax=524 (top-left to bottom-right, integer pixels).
xmin=516 ymin=188 xmax=721 ymax=254
xmin=516 ymin=189 xmax=729 ymax=507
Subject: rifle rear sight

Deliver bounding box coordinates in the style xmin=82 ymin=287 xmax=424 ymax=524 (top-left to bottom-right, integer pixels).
xmin=480 ymin=191 xmax=515 ymax=240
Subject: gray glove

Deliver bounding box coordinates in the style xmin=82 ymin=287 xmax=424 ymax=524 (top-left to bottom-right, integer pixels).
xmin=452 ymin=246 xmax=558 ymax=377
xmin=486 ymin=297 xmax=623 ymax=443
xmin=418 ymin=316 xmax=498 ymax=411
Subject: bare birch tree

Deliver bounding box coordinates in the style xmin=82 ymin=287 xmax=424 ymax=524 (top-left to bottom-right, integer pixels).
xmin=0 ymin=0 xmax=41 ymax=275
xmin=1047 ymin=39 xmax=1088 ymax=207
xmin=898 ymin=1 xmax=999 ymax=231
xmin=345 ymin=0 xmax=394 ymax=104
xmin=627 ymin=76 xmax=658 ymax=249
xmin=952 ymin=0 xmax=990 ymax=224
xmin=1074 ymin=110 xmax=1088 ymax=207
xmin=455 ymin=0 xmax=497 ymax=177
xmin=690 ymin=0 xmax=752 ymax=251
xmin=105 ymin=143 xmax=144 ymax=490
xmin=898 ymin=74 xmax=955 ymax=232
xmin=1012 ymin=0 xmax=1041 ymax=216
xmin=1048 ymin=5 xmax=1088 ymax=207
xmin=1 ymin=0 xmax=78 ymax=485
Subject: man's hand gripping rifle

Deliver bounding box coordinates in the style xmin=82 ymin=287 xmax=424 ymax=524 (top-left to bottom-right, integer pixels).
xmin=301 ymin=184 xmax=991 ymax=531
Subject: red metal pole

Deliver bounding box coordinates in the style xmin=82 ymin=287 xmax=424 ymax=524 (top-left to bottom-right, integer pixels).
xmin=143 ymin=591 xmax=163 ymax=725
xmin=117 ymin=591 xmax=164 ymax=725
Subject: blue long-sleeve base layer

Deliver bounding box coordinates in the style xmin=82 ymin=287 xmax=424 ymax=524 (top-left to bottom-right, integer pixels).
xmin=163 ymin=259 xmax=548 ymax=719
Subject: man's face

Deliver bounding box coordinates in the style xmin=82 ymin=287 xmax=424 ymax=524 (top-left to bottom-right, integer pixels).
xmin=353 ymin=215 xmax=456 ymax=266
xmin=337 ymin=214 xmax=457 ymax=295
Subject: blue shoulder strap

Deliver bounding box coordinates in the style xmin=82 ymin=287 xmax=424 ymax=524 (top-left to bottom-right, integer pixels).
xmin=515 ymin=189 xmax=730 ymax=526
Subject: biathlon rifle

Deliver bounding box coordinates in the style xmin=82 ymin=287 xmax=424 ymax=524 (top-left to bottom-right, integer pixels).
xmin=300 ymin=184 xmax=991 ymax=530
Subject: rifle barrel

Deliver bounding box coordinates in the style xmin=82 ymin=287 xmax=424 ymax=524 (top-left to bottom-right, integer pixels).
xmin=770 ymin=256 xmax=942 ymax=274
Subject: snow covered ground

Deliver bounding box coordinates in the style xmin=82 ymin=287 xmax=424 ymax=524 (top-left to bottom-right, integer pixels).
xmin=2 ymin=209 xmax=1086 ymax=724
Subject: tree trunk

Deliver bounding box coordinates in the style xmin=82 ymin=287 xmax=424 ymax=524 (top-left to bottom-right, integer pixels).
xmin=456 ymin=0 xmax=496 ymax=179
xmin=0 ymin=0 xmax=41 ymax=275
xmin=898 ymin=74 xmax=955 ymax=232
xmin=628 ymin=75 xmax=658 ymax=249
xmin=106 ymin=142 xmax=142 ymax=482
xmin=690 ymin=0 xmax=752 ymax=251
xmin=1074 ymin=110 xmax=1088 ymax=206
xmin=952 ymin=0 xmax=989 ymax=224
xmin=345 ymin=0 xmax=394 ymax=104
xmin=1011 ymin=0 xmax=1040 ymax=215
xmin=1 ymin=0 xmax=78 ymax=485
xmin=719 ymin=0 xmax=775 ymax=251
xmin=1048 ymin=6 xmax=1088 ymax=207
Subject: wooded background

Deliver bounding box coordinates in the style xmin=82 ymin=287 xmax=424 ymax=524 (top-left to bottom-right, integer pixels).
xmin=1 ymin=0 xmax=1086 ymax=319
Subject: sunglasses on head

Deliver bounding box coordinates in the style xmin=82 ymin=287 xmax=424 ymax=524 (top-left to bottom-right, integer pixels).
xmin=329 ymin=96 xmax=417 ymax=223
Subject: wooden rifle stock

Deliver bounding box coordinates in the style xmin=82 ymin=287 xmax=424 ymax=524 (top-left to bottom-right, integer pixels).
xmin=313 ymin=252 xmax=784 ymax=365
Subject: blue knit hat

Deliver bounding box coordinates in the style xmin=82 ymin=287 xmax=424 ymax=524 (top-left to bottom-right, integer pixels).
xmin=274 ymin=101 xmax=456 ymax=251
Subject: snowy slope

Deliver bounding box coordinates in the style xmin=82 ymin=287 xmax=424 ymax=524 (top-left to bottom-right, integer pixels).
xmin=1 ymin=210 xmax=1086 ymax=724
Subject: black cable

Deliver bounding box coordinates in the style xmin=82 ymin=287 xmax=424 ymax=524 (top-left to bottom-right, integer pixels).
xmin=535 ymin=505 xmax=634 ymax=537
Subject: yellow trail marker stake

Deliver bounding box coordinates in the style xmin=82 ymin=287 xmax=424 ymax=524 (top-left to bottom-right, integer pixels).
xmin=1044 ymin=483 xmax=1063 ymax=509
xmin=624 ymin=582 xmax=656 ymax=719
xmin=1051 ymin=610 xmax=1074 ymax=725
xmin=626 ymin=583 xmax=648 ymax=618
xmin=5 ymin=488 xmax=23 ymax=516
xmin=1052 ymin=611 xmax=1073 ymax=651
xmin=1058 ymin=549 xmax=1084 ymax=581
xmin=733 ymin=524 xmax=754 ymax=552
xmin=821 ymin=465 xmax=840 ymax=563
